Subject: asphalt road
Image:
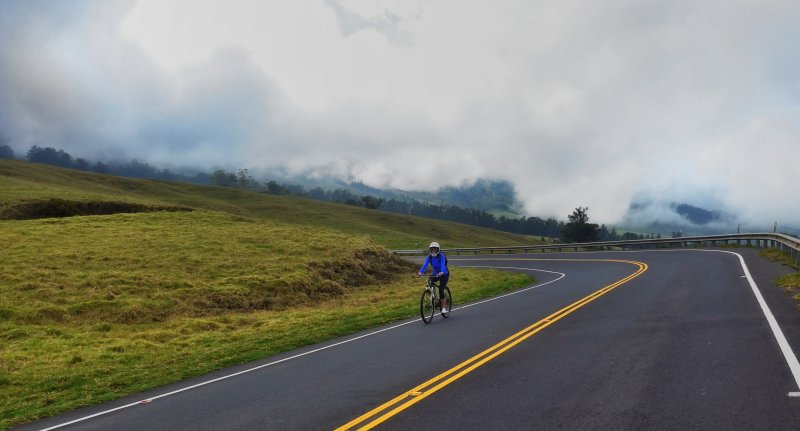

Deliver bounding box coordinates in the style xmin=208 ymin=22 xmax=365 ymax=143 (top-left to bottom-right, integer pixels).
xmin=18 ymin=248 xmax=800 ymax=430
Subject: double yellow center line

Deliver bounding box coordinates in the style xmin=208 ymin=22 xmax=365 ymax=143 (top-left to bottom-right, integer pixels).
xmin=335 ymin=259 xmax=648 ymax=430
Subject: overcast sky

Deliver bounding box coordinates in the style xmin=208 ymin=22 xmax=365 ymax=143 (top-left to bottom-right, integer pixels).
xmin=1 ymin=0 xmax=798 ymax=228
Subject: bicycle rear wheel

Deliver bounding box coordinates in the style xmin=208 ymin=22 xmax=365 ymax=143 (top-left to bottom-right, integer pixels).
xmin=440 ymin=287 xmax=452 ymax=318
xmin=420 ymin=289 xmax=435 ymax=324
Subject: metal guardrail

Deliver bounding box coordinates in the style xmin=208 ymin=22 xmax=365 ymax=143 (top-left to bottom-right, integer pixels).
xmin=392 ymin=232 xmax=800 ymax=265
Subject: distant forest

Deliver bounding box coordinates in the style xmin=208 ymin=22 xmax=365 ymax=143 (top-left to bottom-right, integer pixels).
xmin=5 ymin=145 xmax=211 ymax=184
xmin=2 ymin=145 xmax=654 ymax=241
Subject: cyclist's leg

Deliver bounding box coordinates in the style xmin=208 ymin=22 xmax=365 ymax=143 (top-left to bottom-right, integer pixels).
xmin=438 ymin=274 xmax=449 ymax=309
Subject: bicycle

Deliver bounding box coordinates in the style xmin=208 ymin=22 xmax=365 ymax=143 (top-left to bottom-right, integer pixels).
xmin=419 ymin=274 xmax=452 ymax=324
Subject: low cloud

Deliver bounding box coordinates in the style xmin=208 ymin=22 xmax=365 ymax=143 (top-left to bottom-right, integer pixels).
xmin=0 ymin=0 xmax=798 ymax=231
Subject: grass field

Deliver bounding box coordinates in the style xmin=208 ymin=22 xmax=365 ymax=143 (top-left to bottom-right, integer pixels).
xmin=0 ymin=160 xmax=538 ymax=428
xmin=0 ymin=160 xmax=543 ymax=250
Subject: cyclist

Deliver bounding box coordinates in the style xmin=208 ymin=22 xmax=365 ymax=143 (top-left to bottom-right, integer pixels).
xmin=418 ymin=241 xmax=449 ymax=311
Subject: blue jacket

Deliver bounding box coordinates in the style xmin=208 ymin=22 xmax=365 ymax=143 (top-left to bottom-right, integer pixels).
xmin=420 ymin=253 xmax=448 ymax=275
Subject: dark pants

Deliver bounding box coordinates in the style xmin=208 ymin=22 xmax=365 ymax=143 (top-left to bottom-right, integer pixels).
xmin=434 ymin=273 xmax=449 ymax=298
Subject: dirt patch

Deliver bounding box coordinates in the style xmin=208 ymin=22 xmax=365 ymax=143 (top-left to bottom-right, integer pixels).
xmin=0 ymin=199 xmax=192 ymax=220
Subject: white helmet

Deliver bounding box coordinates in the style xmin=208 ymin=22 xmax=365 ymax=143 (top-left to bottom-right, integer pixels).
xmin=429 ymin=241 xmax=441 ymax=256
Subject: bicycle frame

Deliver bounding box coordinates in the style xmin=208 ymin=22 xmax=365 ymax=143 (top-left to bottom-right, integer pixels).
xmin=425 ymin=275 xmax=441 ymax=303
xmin=420 ymin=274 xmax=449 ymax=324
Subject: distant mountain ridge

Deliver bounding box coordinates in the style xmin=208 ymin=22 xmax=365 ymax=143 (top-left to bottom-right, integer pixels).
xmin=273 ymin=175 xmax=524 ymax=217
xmin=673 ymin=203 xmax=722 ymax=225
xmin=622 ymin=200 xmax=799 ymax=236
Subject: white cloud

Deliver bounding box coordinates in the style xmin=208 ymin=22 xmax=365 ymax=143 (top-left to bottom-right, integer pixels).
xmin=0 ymin=0 xmax=798 ymax=229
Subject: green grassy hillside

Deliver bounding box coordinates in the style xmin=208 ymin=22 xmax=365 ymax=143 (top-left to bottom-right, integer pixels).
xmin=0 ymin=160 xmax=541 ymax=249
xmin=0 ymin=160 xmax=538 ymax=428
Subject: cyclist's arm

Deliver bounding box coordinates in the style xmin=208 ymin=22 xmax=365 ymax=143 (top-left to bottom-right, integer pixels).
xmin=440 ymin=253 xmax=448 ymax=275
xmin=419 ymin=256 xmax=431 ymax=274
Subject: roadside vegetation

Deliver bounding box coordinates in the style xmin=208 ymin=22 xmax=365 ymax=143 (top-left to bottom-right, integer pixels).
xmin=0 ymin=160 xmax=535 ymax=428
xmin=758 ymin=249 xmax=800 ymax=299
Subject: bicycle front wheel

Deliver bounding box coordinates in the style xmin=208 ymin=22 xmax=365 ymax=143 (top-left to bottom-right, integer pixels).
xmin=420 ymin=289 xmax=435 ymax=324
xmin=441 ymin=287 xmax=452 ymax=318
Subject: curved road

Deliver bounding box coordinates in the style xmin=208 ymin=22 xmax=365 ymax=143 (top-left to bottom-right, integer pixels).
xmin=19 ymin=249 xmax=800 ymax=430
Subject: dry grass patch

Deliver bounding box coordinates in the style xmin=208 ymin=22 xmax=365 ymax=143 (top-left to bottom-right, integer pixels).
xmin=775 ymin=273 xmax=800 ymax=295
xmin=759 ymin=249 xmax=800 ymax=300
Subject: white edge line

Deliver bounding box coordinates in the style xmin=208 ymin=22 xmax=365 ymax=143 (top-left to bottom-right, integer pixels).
xmin=456 ymin=250 xmax=800 ymax=395
xmin=725 ymin=250 xmax=800 ymax=393
xmin=452 ymin=266 xmax=564 ymax=312
xmin=39 ymin=266 xmax=563 ymax=431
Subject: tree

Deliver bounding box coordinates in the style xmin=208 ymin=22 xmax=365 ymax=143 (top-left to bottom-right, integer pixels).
xmin=237 ymin=169 xmax=252 ymax=189
xmin=209 ymin=170 xmax=238 ymax=188
xmin=26 ymin=145 xmax=73 ymax=167
xmin=0 ymin=144 xmax=14 ymax=159
xmin=75 ymin=158 xmax=90 ymax=171
xmin=562 ymin=206 xmax=599 ymax=243
xmin=360 ymin=195 xmax=384 ymax=210
xmin=93 ymin=161 xmax=108 ymax=174
xmin=622 ymin=232 xmax=640 ymax=240
xmin=265 ymin=181 xmax=287 ymax=194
